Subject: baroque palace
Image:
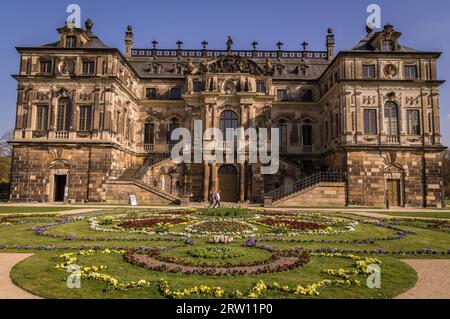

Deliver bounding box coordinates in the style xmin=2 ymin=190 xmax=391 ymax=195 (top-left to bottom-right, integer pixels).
xmin=9 ymin=19 xmax=446 ymax=207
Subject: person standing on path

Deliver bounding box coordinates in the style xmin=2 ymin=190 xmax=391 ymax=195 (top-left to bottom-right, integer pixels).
xmin=214 ymin=190 xmax=221 ymax=208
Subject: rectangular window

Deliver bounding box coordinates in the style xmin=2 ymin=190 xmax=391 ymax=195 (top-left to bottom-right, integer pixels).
xmin=277 ymin=89 xmax=288 ymax=101
xmin=362 ymin=65 xmax=376 ymax=78
xmin=82 ymin=61 xmax=95 ymax=75
xmin=79 ymin=106 xmax=92 ymax=131
xmin=57 ymin=101 xmax=71 ymax=131
xmin=256 ymin=80 xmax=266 ymax=93
xmin=170 ymin=87 xmax=182 ymax=100
xmin=407 ymin=110 xmax=421 ymax=135
xmin=168 ymin=123 xmax=180 ymax=143
xmin=300 ymin=90 xmax=313 ymax=102
xmin=144 ymin=123 xmax=155 ymax=144
xmin=193 ymin=81 xmax=204 ymax=93
xmin=36 ymin=105 xmax=49 ymax=131
xmin=364 ymin=109 xmax=378 ymax=135
xmin=40 ymin=60 xmax=53 ymax=75
xmin=302 ymin=125 xmax=312 ymax=146
xmin=65 ymin=36 xmax=77 ymax=48
xmin=146 ymin=88 xmax=157 ymax=100
xmin=404 ymin=65 xmax=418 ymax=79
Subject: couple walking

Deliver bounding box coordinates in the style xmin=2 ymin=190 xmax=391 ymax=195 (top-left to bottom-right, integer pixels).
xmin=210 ymin=189 xmax=221 ymax=208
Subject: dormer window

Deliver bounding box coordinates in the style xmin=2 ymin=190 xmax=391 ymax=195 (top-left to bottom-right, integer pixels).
xmin=82 ymin=61 xmax=95 ymax=75
xmin=380 ymin=40 xmax=394 ymax=52
xmin=65 ymin=36 xmax=77 ymax=48
xmin=40 ymin=60 xmax=53 ymax=75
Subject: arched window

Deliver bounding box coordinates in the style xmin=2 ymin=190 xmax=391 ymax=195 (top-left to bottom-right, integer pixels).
xmin=57 ymin=97 xmax=72 ymax=131
xmin=384 ymin=102 xmax=399 ymax=136
xmin=277 ymin=119 xmax=288 ymax=153
xmin=220 ymin=111 xmax=238 ymax=137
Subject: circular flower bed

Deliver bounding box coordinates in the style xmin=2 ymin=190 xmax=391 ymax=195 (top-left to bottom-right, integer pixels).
xmin=125 ymin=250 xmax=310 ymax=276
xmin=187 ymin=247 xmax=245 ymax=259
xmin=186 ymin=219 xmax=257 ymax=236
xmin=257 ymin=218 xmax=327 ymax=231
xmin=252 ymin=213 xmax=359 ymax=236
xmin=117 ymin=217 xmax=190 ymax=231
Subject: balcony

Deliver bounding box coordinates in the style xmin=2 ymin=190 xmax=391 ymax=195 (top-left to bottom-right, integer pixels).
xmin=385 ymin=135 xmax=400 ymax=144
xmin=144 ymin=144 xmax=155 ymax=151
xmin=55 ymin=131 xmax=69 ymax=139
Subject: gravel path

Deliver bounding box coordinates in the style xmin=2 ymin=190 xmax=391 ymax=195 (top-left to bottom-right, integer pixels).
xmin=396 ymin=259 xmax=450 ymax=299
xmin=0 ymin=254 xmax=42 ymax=299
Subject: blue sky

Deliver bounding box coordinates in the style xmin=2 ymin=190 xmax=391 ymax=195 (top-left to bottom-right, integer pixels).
xmin=0 ymin=0 xmax=448 ymax=145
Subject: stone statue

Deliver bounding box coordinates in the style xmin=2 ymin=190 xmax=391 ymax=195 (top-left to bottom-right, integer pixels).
xmin=226 ymin=36 xmax=233 ymax=52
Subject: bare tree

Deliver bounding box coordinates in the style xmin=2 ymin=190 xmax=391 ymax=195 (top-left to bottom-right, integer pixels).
xmin=0 ymin=129 xmax=13 ymax=157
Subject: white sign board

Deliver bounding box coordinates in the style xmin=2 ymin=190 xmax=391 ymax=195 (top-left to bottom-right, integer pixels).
xmin=129 ymin=195 xmax=138 ymax=207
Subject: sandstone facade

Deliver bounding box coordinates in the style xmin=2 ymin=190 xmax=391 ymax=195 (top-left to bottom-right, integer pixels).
xmin=9 ymin=21 xmax=446 ymax=207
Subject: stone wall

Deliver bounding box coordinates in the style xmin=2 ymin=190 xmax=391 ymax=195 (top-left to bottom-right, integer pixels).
xmin=10 ymin=144 xmax=138 ymax=203
xmin=345 ymin=149 xmax=444 ymax=208
xmin=104 ymin=181 xmax=174 ymax=205
xmin=274 ymin=182 xmax=346 ymax=207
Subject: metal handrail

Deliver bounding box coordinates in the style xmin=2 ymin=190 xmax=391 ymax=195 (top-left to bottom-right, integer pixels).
xmin=133 ymin=153 xmax=171 ymax=180
xmin=270 ymin=171 xmax=345 ymax=202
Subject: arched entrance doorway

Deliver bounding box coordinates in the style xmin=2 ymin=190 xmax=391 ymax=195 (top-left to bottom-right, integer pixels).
xmin=218 ymin=165 xmax=239 ymax=203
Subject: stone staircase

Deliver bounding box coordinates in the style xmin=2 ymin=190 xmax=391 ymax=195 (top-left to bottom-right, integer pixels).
xmin=108 ymin=153 xmax=180 ymax=205
xmin=270 ymin=171 xmax=346 ymax=206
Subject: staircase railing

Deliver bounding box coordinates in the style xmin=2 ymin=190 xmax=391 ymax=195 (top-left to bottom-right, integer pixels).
xmin=133 ymin=153 xmax=171 ymax=180
xmin=270 ymin=171 xmax=345 ymax=202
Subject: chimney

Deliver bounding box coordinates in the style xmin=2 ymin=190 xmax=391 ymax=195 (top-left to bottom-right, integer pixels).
xmin=326 ymin=28 xmax=335 ymax=60
xmin=124 ymin=25 xmax=134 ymax=58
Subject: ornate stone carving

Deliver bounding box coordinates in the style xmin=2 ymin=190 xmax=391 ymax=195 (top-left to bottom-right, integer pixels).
xmin=383 ymin=64 xmax=398 ymax=78
xmin=198 ymin=55 xmax=264 ymax=75
xmin=57 ymin=57 xmax=75 ymax=76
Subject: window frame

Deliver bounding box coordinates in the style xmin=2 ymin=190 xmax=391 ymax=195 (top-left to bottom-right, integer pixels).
xmin=384 ymin=102 xmax=399 ymax=136
xmin=82 ymin=60 xmax=96 ymax=75
xmin=364 ymin=109 xmax=378 ymax=135
xmin=78 ymin=105 xmax=93 ymax=132
xmin=145 ymin=88 xmax=157 ymax=100
xmin=56 ymin=98 xmax=72 ymax=131
xmin=404 ymin=65 xmax=418 ymax=79
xmin=406 ymin=109 xmax=421 ymax=135
xmin=65 ymin=36 xmax=77 ymax=48
xmin=256 ymin=80 xmax=266 ymax=93
xmin=277 ymin=89 xmax=288 ymax=102
xmin=36 ymin=105 xmax=49 ymax=131
xmin=169 ymin=87 xmax=183 ymax=100
xmin=40 ymin=60 xmax=53 ymax=75
xmin=362 ymin=64 xmax=376 ymax=79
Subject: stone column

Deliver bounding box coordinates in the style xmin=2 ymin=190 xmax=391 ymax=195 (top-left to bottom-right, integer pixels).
xmin=211 ymin=163 xmax=218 ymax=192
xmin=239 ymin=163 xmax=245 ymax=203
xmin=203 ymin=162 xmax=210 ymax=202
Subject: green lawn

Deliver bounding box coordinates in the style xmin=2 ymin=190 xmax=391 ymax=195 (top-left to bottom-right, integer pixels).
xmin=0 ymin=206 xmax=91 ymax=214
xmin=1 ymin=208 xmax=448 ymax=299
xmin=367 ymin=211 xmax=450 ymax=219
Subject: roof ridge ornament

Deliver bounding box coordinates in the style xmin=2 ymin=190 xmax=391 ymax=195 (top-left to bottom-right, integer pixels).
xmin=226 ymin=36 xmax=233 ymax=54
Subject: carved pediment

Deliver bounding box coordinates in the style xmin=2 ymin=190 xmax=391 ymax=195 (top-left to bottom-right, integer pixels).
xmin=198 ymin=55 xmax=264 ymax=75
